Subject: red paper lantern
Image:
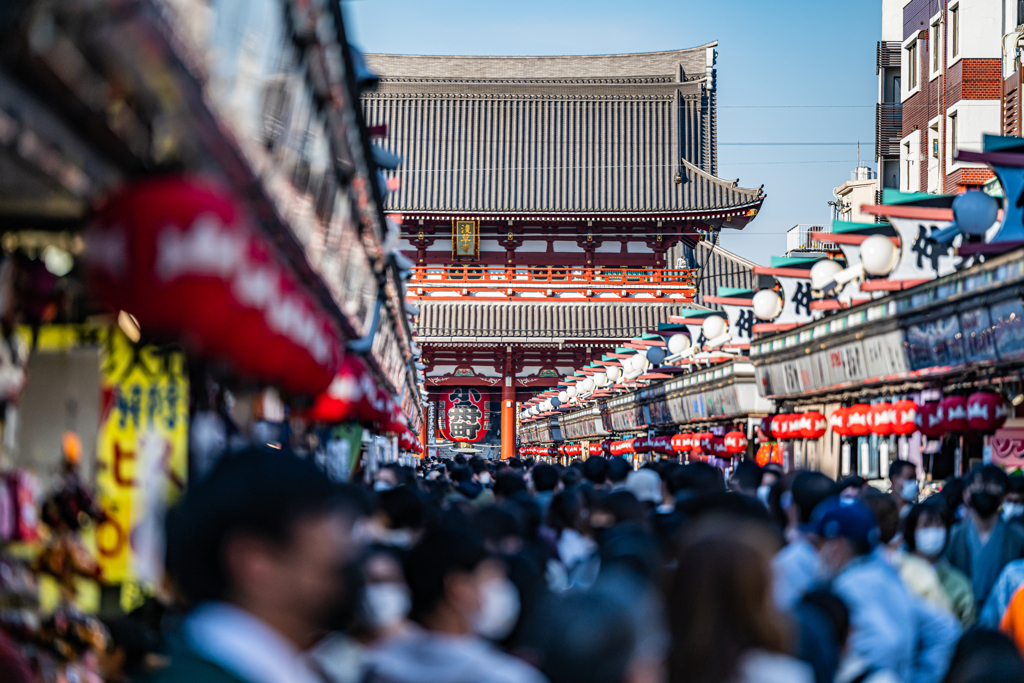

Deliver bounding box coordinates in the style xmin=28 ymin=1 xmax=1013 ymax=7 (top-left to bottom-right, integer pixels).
xmin=724 ymin=430 xmax=748 ymax=454
xmin=892 ymin=400 xmax=918 ymax=436
xmin=917 ymin=402 xmax=945 ymax=439
xmin=829 ymin=408 xmax=849 ymax=437
xmin=306 ymin=355 xmax=368 ymax=423
xmin=967 ymin=392 xmax=1008 ymax=433
xmin=601 ymin=440 xmax=614 ymax=455
xmin=847 ymin=404 xmax=870 ymax=437
xmin=589 ymin=443 xmax=604 ymax=457
xmin=800 ymin=412 xmax=827 ymax=439
xmin=692 ymin=432 xmax=713 ymax=453
xmin=671 ymin=433 xmax=693 ymax=452
xmin=649 ymin=435 xmax=675 ymax=455
xmin=769 ymin=415 xmax=789 ymax=440
xmin=868 ymin=403 xmax=895 ymax=437
xmin=940 ymin=396 xmax=969 ymax=433
xmin=711 ymin=436 xmax=730 ymax=458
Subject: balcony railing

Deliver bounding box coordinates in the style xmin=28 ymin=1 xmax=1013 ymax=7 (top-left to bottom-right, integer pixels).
xmin=408 ymin=265 xmax=697 ymax=299
xmin=876 ymin=103 xmax=903 ymax=158
xmin=877 ymin=41 xmax=901 ymax=72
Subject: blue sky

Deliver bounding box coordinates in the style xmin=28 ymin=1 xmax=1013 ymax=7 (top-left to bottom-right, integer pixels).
xmin=345 ymin=0 xmax=881 ymax=264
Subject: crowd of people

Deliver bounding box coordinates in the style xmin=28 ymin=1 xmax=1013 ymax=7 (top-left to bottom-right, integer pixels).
xmin=13 ymin=450 xmax=1024 ymax=683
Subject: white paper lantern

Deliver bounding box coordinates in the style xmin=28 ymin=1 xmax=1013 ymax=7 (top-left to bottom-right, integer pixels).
xmin=594 ymin=372 xmax=608 ymax=387
xmin=606 ymin=366 xmax=622 ymax=382
xmin=860 ymin=234 xmax=899 ymax=276
xmin=701 ymin=315 xmax=728 ymax=340
xmin=566 ymin=386 xmax=578 ymax=398
xmin=581 ymin=377 xmax=595 ymax=393
xmin=529 ymin=406 xmax=539 ymax=416
xmin=752 ymin=289 xmax=784 ymax=321
xmin=668 ymin=334 xmax=691 ymax=355
xmin=810 ymin=259 xmax=843 ymax=291
xmin=558 ymin=391 xmax=569 ymax=403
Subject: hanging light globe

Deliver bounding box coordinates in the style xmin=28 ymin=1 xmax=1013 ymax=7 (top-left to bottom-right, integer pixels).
xmin=668 ymin=334 xmax=691 ymax=355
xmin=860 ymin=234 xmax=900 ymax=276
xmin=701 ymin=314 xmax=728 ymax=340
xmin=594 ymin=372 xmax=608 ymax=387
xmin=953 ymin=190 xmax=999 ymax=237
xmin=646 ymin=346 xmax=667 ymax=365
xmin=566 ymin=385 xmax=578 ymax=398
xmin=752 ymin=289 xmax=784 ymax=321
xmin=606 ymin=366 xmax=622 ymax=382
xmin=580 ymin=377 xmax=595 ymax=393
xmin=558 ymin=391 xmax=569 ymax=403
xmin=810 ymin=260 xmax=843 ymax=292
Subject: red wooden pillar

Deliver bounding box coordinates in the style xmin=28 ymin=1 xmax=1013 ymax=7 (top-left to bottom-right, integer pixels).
xmin=420 ymin=402 xmax=429 ymax=458
xmin=501 ymin=353 xmax=516 ymax=460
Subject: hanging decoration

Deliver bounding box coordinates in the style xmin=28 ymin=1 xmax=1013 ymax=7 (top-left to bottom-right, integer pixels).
xmin=799 ymin=412 xmax=827 ymax=439
xmin=867 ymin=403 xmax=895 ymax=436
xmin=724 ymin=431 xmax=748 ymax=454
xmin=966 ymin=392 xmax=1008 ymax=433
xmin=438 ymin=387 xmax=491 ymax=443
xmin=939 ymin=395 xmax=969 ymax=433
xmin=892 ymin=400 xmax=918 ymax=436
xmin=917 ymin=402 xmax=946 ymax=439
xmin=847 ymin=404 xmax=871 ymax=437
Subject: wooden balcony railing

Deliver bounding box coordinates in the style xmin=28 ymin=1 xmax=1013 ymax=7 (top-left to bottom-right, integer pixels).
xmin=408 ymin=265 xmax=697 ymax=299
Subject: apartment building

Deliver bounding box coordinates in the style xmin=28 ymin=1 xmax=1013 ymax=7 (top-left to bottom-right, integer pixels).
xmin=897 ymin=0 xmax=1015 ymax=193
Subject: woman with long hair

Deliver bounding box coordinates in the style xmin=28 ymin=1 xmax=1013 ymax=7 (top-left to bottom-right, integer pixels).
xmin=667 ymin=519 xmax=812 ymax=683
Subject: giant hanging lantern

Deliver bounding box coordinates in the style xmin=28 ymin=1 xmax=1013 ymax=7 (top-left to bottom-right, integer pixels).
xmin=829 ymin=407 xmax=849 ymax=437
xmin=438 ymin=387 xmax=491 ymax=443
xmin=940 ymin=396 xmax=969 ymax=433
xmin=917 ymin=402 xmax=945 ymax=439
xmin=724 ymin=430 xmax=748 ymax=454
xmin=672 ymin=433 xmax=693 ymax=452
xmin=867 ymin=403 xmax=895 ymax=437
xmin=847 ymin=404 xmax=870 ymax=437
xmin=967 ymin=392 xmax=1008 ymax=433
xmin=800 ymin=412 xmax=827 ymax=439
xmin=892 ymin=400 xmax=918 ymax=436
xmin=86 ymin=176 xmax=342 ymax=395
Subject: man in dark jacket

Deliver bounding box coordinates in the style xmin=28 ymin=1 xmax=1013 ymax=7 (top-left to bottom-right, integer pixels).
xmin=944 ymin=465 xmax=1024 ymax=606
xmin=148 ymin=447 xmax=360 ymax=683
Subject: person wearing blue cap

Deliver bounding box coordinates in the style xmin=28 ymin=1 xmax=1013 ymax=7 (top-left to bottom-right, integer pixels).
xmin=813 ymin=497 xmax=960 ymax=683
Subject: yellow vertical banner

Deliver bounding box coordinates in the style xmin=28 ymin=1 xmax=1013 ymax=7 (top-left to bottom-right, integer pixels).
xmin=93 ymin=329 xmax=188 ymax=601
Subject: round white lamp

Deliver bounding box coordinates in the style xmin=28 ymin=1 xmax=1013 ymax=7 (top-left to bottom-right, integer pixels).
xmin=668 ymin=334 xmax=691 ymax=355
xmin=606 ymin=366 xmax=622 ymax=382
xmin=558 ymin=391 xmax=569 ymax=403
xmin=594 ymin=372 xmax=608 ymax=387
xmin=581 ymin=377 xmax=595 ymax=393
xmin=701 ymin=315 xmax=727 ymax=340
xmin=752 ymin=289 xmax=784 ymax=321
xmin=810 ymin=259 xmax=843 ymax=291
xmin=860 ymin=235 xmax=900 ymax=276
xmin=566 ymin=386 xmax=578 ymax=399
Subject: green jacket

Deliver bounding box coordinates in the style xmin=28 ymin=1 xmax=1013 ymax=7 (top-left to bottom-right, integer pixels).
xmin=935 ymin=558 xmax=977 ymax=628
xmin=142 ymin=638 xmax=247 ymax=683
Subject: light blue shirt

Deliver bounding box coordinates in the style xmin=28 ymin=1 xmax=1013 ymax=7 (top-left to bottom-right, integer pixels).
xmin=772 ymin=536 xmax=820 ymax=611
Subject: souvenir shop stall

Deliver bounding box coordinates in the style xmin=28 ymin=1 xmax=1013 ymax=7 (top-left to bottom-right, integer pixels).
xmin=0 ymin=0 xmax=424 ymax=679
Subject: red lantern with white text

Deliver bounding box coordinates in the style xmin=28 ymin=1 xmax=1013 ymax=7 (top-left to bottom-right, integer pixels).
xmin=940 ymin=396 xmax=969 ymax=433
xmin=847 ymin=404 xmax=870 ymax=437
xmin=671 ymin=433 xmax=692 ymax=453
xmin=966 ymin=392 xmax=1008 ymax=433
xmin=724 ymin=431 xmax=748 ymax=454
xmin=892 ymin=400 xmax=918 ymax=436
xmin=868 ymin=403 xmax=895 ymax=437
xmin=830 ymin=408 xmax=849 ymax=437
xmin=917 ymin=402 xmax=945 ymax=439
xmin=800 ymin=412 xmax=827 ymax=439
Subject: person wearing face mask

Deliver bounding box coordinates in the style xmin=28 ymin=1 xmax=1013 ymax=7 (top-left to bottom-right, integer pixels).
xmin=365 ymin=526 xmax=544 ymax=683
xmin=887 ymin=460 xmax=918 ymax=516
xmin=152 ymin=448 xmax=362 ymax=683
xmin=902 ymin=503 xmax=975 ymax=627
xmin=771 ymin=471 xmax=835 ymax=612
xmin=943 ymin=465 xmax=1024 ymax=608
xmin=811 ymin=497 xmax=960 ymax=683
xmin=1002 ymin=474 xmax=1024 ymax=528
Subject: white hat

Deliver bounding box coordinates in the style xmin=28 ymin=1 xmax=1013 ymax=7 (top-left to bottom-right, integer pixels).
xmin=625 ymin=469 xmax=663 ymax=504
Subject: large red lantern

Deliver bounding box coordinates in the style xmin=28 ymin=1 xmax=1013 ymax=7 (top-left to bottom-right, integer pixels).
xmin=711 ymin=436 xmax=729 ymax=458
xmin=892 ymin=400 xmax=918 ymax=436
xmin=940 ymin=396 xmax=969 ymax=433
xmin=967 ymin=392 xmax=1008 ymax=433
xmin=439 ymin=387 xmax=491 ymax=443
xmin=830 ymin=408 xmax=849 ymax=437
xmin=649 ymin=435 xmax=675 ymax=455
xmin=724 ymin=430 xmax=748 ymax=454
xmin=601 ymin=440 xmax=614 ymax=455
xmin=692 ymin=432 xmax=713 ymax=453
xmin=868 ymin=403 xmax=895 ymax=437
xmin=672 ymin=433 xmax=693 ymax=452
xmin=800 ymin=412 xmax=827 ymax=439
xmin=917 ymin=402 xmax=945 ymax=439
xmin=86 ymin=176 xmax=341 ymax=395
xmin=758 ymin=416 xmax=774 ymax=442
xmin=847 ymin=404 xmax=870 ymax=437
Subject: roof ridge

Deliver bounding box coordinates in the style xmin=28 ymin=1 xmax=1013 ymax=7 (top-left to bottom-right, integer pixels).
xmin=681 ymin=159 xmax=764 ymax=198
xmin=364 ymin=43 xmax=719 ymax=60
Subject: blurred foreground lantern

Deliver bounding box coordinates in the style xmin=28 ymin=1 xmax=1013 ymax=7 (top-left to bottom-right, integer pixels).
xmin=917 ymin=402 xmax=945 ymax=439
xmin=671 ymin=433 xmax=693 ymax=452
xmin=306 ymin=355 xmax=368 ymax=424
xmin=892 ymin=400 xmax=918 ymax=436
xmin=830 ymin=408 xmax=849 ymax=437
xmin=769 ymin=415 xmax=789 ymax=440
xmin=967 ymin=392 xmax=1008 ymax=433
xmin=940 ymin=396 xmax=969 ymax=432
xmin=86 ymin=176 xmax=341 ymax=395
xmin=649 ymin=435 xmax=675 ymax=455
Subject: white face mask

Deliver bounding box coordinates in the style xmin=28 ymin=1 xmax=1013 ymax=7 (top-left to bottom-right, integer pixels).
xmin=900 ymin=480 xmax=919 ymax=502
xmin=1003 ymin=502 xmax=1024 ymax=521
xmin=478 ymin=472 xmax=492 ymax=485
xmin=472 ymin=577 xmax=520 ymax=641
xmin=915 ymin=527 xmax=947 ymax=557
xmin=756 ymin=485 xmax=771 ymax=505
xmin=373 ymin=480 xmax=394 ymax=492
xmin=364 ymin=583 xmax=411 ymax=629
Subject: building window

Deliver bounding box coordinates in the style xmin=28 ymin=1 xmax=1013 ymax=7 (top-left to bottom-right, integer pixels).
xmin=908 ymin=41 xmax=918 ymax=90
xmin=951 ymin=6 xmax=959 ymax=58
xmin=932 ymin=20 xmax=942 ymax=75
xmin=950 ymin=113 xmax=957 ymax=158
